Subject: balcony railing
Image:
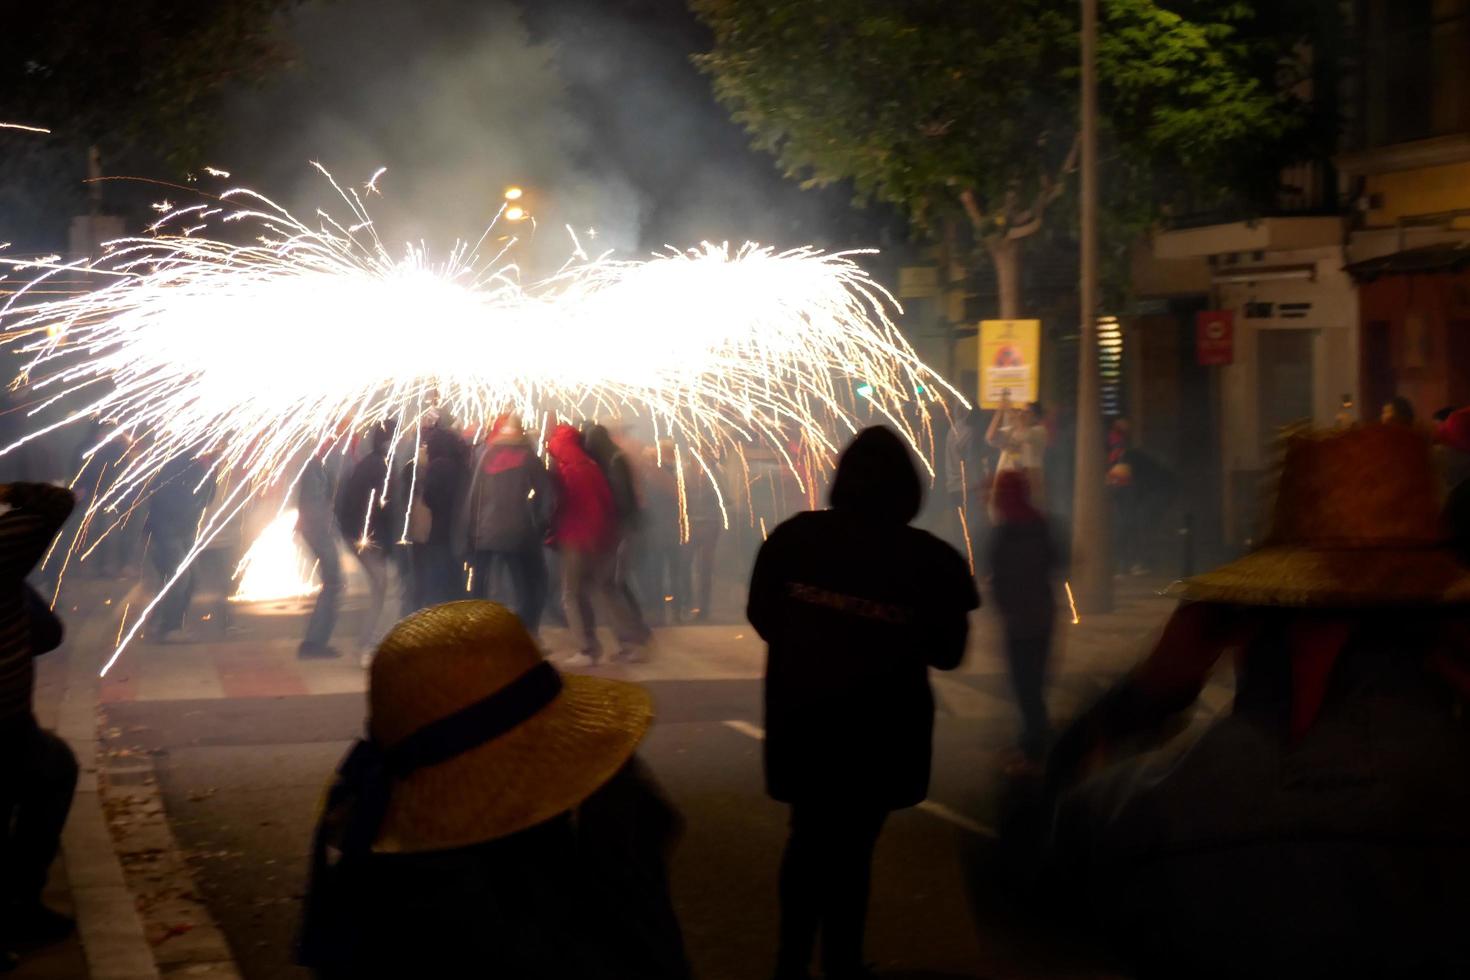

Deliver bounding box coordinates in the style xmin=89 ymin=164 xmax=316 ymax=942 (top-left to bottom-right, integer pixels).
xmin=1159 ymin=160 xmax=1340 ymax=231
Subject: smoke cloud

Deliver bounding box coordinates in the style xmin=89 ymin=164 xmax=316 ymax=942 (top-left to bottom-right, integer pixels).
xmin=215 ymin=0 xmax=647 ymax=270
xmin=211 ymin=0 xmax=890 ymax=272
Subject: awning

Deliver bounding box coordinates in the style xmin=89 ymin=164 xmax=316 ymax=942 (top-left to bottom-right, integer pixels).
xmin=1344 ymin=242 xmax=1470 ymax=282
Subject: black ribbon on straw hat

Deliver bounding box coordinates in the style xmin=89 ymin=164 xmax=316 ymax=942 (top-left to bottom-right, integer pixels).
xmin=332 ymin=660 xmax=563 ymax=855
xmin=299 ymin=659 xmax=565 ymax=968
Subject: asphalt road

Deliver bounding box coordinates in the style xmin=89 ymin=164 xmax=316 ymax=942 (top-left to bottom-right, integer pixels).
xmin=101 ymin=676 xmax=1127 ymax=980
xmin=79 ymin=568 xmax=1179 ymax=979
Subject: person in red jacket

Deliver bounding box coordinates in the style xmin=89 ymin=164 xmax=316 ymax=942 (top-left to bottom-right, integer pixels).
xmin=545 ymin=425 xmax=647 ymax=665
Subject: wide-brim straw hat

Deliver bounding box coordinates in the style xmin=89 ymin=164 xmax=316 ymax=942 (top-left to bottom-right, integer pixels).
xmin=368 ymin=601 xmax=651 ymax=854
xmin=1166 ymin=424 xmax=1470 ymax=607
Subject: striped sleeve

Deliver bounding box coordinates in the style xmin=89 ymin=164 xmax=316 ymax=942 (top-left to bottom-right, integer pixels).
xmin=0 ymin=483 xmax=76 ymax=584
xmin=0 ymin=483 xmax=75 ymax=724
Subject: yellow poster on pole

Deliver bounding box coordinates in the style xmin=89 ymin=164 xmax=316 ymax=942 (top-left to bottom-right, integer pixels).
xmin=978 ymin=319 xmax=1041 ymax=409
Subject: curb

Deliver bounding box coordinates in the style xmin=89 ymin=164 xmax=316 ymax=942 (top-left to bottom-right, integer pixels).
xmin=101 ymin=758 xmax=242 ymax=979
xmin=55 ymin=613 xmax=160 ymax=980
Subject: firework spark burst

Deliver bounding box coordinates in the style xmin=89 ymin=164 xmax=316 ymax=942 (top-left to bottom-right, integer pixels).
xmin=0 ymin=169 xmax=961 ymax=672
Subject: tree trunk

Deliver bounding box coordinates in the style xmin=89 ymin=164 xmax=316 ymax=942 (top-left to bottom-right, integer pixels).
xmin=984 ymin=235 xmax=1022 ymax=320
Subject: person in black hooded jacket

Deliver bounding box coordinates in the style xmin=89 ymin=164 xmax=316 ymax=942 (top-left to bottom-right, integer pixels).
xmin=747 ymin=426 xmax=980 ymax=980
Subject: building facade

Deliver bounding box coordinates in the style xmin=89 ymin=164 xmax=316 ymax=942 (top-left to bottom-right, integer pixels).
xmin=1339 ymin=0 xmax=1470 ymax=422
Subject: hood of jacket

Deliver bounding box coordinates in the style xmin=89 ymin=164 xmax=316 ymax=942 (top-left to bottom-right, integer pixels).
xmin=582 ymin=424 xmax=624 ymax=470
xmin=829 ymin=426 xmax=922 ymax=525
xmin=546 ymin=424 xmax=588 ymax=463
xmin=482 ymin=432 xmax=536 ymax=475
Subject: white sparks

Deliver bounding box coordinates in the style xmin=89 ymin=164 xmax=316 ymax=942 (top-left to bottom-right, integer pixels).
xmin=0 ymin=167 xmax=961 ymax=672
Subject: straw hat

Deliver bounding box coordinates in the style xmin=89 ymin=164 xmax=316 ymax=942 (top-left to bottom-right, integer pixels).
xmin=367 ymin=601 xmax=651 ymax=854
xmin=1166 ymin=424 xmax=1470 ymax=607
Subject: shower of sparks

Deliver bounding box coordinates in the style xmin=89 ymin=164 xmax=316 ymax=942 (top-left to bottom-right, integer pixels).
xmin=956 ymin=505 xmax=975 ymax=576
xmin=230 ymin=509 xmax=322 ymax=602
xmin=114 ymin=601 xmax=131 ymax=648
xmin=0 ymin=122 xmax=51 ymax=134
xmin=0 ymin=168 xmax=962 ymax=673
xmin=1065 ymin=581 xmax=1081 ymax=625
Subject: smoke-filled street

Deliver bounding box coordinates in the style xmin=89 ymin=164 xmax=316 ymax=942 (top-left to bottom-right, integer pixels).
xmin=81 ymin=578 xmax=1180 ymax=980
xmin=9 ymin=1 xmax=1470 ymax=978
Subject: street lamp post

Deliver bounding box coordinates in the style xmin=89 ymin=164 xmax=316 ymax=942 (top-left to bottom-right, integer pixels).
xmin=1070 ymin=0 xmax=1114 ymax=613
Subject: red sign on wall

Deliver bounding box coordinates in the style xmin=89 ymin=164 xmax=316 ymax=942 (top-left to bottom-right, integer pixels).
xmin=1196 ymin=310 xmax=1235 ymax=366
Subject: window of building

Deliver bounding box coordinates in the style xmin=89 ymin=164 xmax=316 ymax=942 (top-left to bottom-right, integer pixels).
xmin=1364 ymin=0 xmax=1470 ymax=146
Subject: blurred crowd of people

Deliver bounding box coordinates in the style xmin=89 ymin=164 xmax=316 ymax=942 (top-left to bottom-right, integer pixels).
xmin=293 ymin=412 xmax=750 ymax=668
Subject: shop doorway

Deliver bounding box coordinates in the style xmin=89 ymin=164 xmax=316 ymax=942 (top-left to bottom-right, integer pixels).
xmin=1258 ymin=328 xmax=1316 ymax=455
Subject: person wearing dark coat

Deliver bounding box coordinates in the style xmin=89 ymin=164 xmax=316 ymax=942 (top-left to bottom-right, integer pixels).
xmin=638 ymin=441 xmax=686 ymax=624
xmin=683 ymin=455 xmax=726 ymax=623
xmin=747 ymin=426 xmax=980 ymax=980
xmin=0 ymin=483 xmax=77 ymax=967
xmin=988 ymin=470 xmax=1058 ymax=764
xmin=465 ymin=417 xmax=553 ymax=632
xmin=416 ymin=427 xmax=469 ymax=607
xmin=144 ymin=452 xmax=215 ymax=640
xmin=336 ymin=424 xmax=395 ymax=664
xmin=297 ymin=602 xmax=689 ymax=980
xmin=584 ymin=425 xmax=652 ymax=639
xmin=297 ymin=446 xmax=344 ymax=659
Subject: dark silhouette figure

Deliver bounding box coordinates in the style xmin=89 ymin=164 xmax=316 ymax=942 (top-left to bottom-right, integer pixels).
xmin=584 ymin=424 xmax=652 ymax=638
xmin=336 ymin=424 xmax=395 ymax=660
xmin=298 ymin=448 xmax=343 ymax=658
xmin=638 ymin=441 xmax=686 ymax=624
xmin=145 ymin=453 xmax=215 ymax=640
xmin=0 ymin=483 xmax=77 ymax=965
xmin=297 ymin=602 xmax=688 ymax=979
xmin=748 ymin=426 xmax=979 ymax=980
xmin=988 ymin=470 xmax=1057 ymax=764
xmin=417 ymin=426 xmax=469 ymax=606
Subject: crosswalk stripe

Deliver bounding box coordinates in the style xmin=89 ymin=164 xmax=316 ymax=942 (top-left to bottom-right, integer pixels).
xmin=720 ymin=719 xmax=997 ymax=838
xmin=721 ymin=719 xmax=765 ymax=740
xmin=917 ymin=801 xmax=997 ymax=838
xmin=932 ymin=675 xmax=1011 ymax=718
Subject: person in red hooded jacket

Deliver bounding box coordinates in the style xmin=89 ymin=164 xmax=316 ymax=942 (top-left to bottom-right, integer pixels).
xmin=988 ymin=470 xmax=1059 ymax=767
xmin=545 ymin=425 xmax=648 ymax=665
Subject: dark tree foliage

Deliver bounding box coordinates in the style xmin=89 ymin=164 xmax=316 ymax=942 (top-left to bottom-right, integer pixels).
xmin=690 ymin=0 xmax=1336 ymax=308
xmin=0 ymin=0 xmax=300 ymax=249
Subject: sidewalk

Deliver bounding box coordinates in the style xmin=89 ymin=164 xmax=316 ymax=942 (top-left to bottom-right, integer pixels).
xmin=15 ymin=578 xmax=167 ymax=980
xmin=12 ymin=651 xmax=89 ymax=979
xmin=92 ymin=576 xmax=1177 ymax=705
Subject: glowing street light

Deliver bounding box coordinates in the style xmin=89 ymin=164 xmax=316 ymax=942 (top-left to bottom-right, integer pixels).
xmin=503 ymin=186 xmax=529 ymax=223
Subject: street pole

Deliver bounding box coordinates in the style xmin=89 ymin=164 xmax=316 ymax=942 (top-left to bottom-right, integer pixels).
xmin=1070 ymin=0 xmax=1113 ymax=613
